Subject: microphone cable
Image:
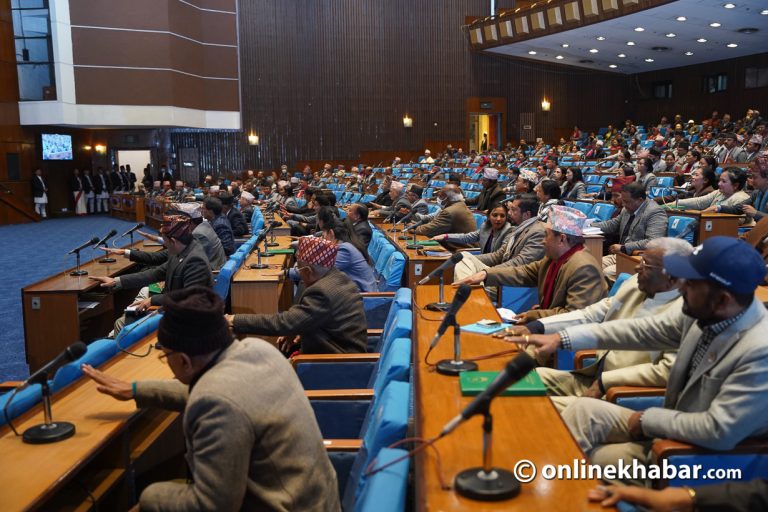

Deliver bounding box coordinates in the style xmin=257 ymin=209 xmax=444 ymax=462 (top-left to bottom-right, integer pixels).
xmin=2 ymin=386 xmax=22 ymax=436
xmin=363 ymin=436 xmax=451 ymax=491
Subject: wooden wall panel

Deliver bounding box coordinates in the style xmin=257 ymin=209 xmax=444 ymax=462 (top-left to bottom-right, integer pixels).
xmin=629 ymin=52 xmax=768 ymax=126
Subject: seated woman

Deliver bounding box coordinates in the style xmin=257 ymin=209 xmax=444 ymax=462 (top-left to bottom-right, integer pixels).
xmin=656 ymin=166 xmax=717 ymax=204
xmin=431 ymin=202 xmax=513 ymax=254
xmin=552 ymin=167 xmax=566 ymax=193
xmin=674 ymin=167 xmax=750 ymax=220
xmin=535 ymin=179 xmax=562 ymax=220
xmin=561 ymin=167 xmax=589 ymax=200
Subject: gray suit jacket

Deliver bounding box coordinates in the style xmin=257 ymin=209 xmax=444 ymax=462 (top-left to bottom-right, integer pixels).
xmin=476 ymin=218 xmax=546 ymax=268
xmin=569 ymin=298 xmax=768 ymax=450
xmin=593 ymin=199 xmax=668 ymax=253
xmin=445 ymin=223 xmax=513 ymax=254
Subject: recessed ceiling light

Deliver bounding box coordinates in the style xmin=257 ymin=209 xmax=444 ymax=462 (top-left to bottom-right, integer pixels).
xmin=596 ymin=36 xmax=606 ymax=41
xmin=723 ymin=3 xmax=736 ymax=9
xmin=676 ymin=16 xmax=687 ymax=21
xmin=561 ymin=43 xmax=570 ymax=48
xmin=685 ymin=51 xmax=694 ymax=56
xmin=609 ymin=64 xmax=618 ymax=69
xmin=645 ymin=58 xmax=655 ymax=62
xmin=589 ymin=48 xmax=599 ymax=53
xmin=710 ymin=22 xmax=721 ymax=27
xmin=555 ymin=55 xmax=564 ymax=60
xmin=528 ymin=50 xmax=537 ymax=55
xmin=627 ymin=41 xmax=636 ymax=46
xmin=697 ymin=38 xmax=707 ymax=43
xmin=617 ymin=53 xmax=626 ymax=58
xmin=634 ymin=27 xmax=645 ymax=32
xmin=762 ymin=9 xmax=768 ymax=15
xmin=727 ymin=43 xmax=738 ymax=47
xmin=666 ymin=33 xmax=676 ymax=38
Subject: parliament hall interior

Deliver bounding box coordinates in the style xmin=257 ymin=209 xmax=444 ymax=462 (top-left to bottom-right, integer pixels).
xmin=2 ymin=0 xmax=768 ymax=510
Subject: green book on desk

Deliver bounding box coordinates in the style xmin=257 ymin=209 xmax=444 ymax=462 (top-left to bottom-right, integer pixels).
xmin=459 ymin=370 xmax=547 ymax=397
xmin=266 ymin=249 xmax=295 ymax=255
xmin=414 ymin=240 xmax=441 ymax=246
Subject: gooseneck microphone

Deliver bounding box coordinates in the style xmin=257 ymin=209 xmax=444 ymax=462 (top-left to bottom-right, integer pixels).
xmin=418 ymin=253 xmax=464 ymax=286
xmin=429 ymin=284 xmax=471 ymax=349
xmin=24 ymin=341 xmax=87 ymax=387
xmin=68 ymin=236 xmax=100 ymax=255
xmin=119 ymin=222 xmax=144 ymax=238
xmin=97 ymin=229 xmax=119 ymax=263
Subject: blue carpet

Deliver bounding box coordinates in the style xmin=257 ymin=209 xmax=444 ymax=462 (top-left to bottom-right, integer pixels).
xmin=0 ymin=215 xmax=156 ymax=382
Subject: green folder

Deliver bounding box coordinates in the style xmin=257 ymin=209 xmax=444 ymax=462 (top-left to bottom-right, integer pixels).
xmin=148 ymin=283 xmax=163 ymax=295
xmin=415 ymin=240 xmax=441 ymax=246
xmin=459 ymin=370 xmax=547 ymax=397
xmin=266 ymin=249 xmax=295 ymax=255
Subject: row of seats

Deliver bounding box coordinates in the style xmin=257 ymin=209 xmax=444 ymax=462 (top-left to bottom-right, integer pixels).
xmin=369 ymin=228 xmax=407 ymax=292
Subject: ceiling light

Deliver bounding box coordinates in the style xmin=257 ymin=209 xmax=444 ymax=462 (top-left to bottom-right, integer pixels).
xmin=634 ymin=27 xmax=645 ymax=32
xmin=676 ymin=16 xmax=687 ymax=21
xmin=555 ymin=55 xmax=564 ymax=60
xmin=762 ymin=10 xmax=768 ymax=15
xmin=645 ymin=58 xmax=655 ymax=62
xmin=609 ymin=64 xmax=617 ymax=69
xmin=528 ymin=50 xmax=537 ymax=55
xmin=626 ymin=41 xmax=636 ymax=46
xmin=666 ymin=33 xmax=676 ymax=37
xmin=589 ymin=48 xmax=599 ymax=53
xmin=710 ymin=22 xmax=721 ymax=27
xmin=596 ymin=36 xmax=605 ymax=41
xmin=685 ymin=51 xmax=694 ymax=56
xmin=727 ymin=43 xmax=738 ymax=47
xmin=617 ymin=53 xmax=626 ymax=58
xmin=697 ymin=38 xmax=707 ymax=43
xmin=723 ymin=3 xmax=736 ymax=9
xmin=561 ymin=43 xmax=570 ymax=48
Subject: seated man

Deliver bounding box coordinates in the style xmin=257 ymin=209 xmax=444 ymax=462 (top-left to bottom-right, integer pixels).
xmin=227 ymin=237 xmax=367 ymax=354
xmin=414 ymin=184 xmax=476 ymax=248
xmin=453 ymin=194 xmax=545 ymax=282
xmin=371 ymin=180 xmax=411 ymax=221
xmin=462 ymin=205 xmax=607 ymax=323
xmin=399 ymin=185 xmax=429 ymax=221
xmin=82 ymin=287 xmax=340 ymax=511
xmin=593 ymin=182 xmax=668 ymax=278
xmin=345 ymin=202 xmax=372 ymax=248
xmin=90 ymin=215 xmax=213 ymax=335
xmin=516 ymin=237 xmax=691 ymax=409
xmin=220 ymin=192 xmax=249 ymax=237
xmin=202 ymin=196 xmax=235 ymax=255
xmin=510 ymin=237 xmax=768 ymax=485
xmin=465 ymin=167 xmax=506 ymax=213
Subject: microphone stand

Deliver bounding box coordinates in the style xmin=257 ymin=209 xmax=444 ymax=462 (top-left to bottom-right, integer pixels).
xmin=404 ymin=225 xmax=422 ymax=250
xmin=454 ymin=400 xmax=520 ymax=500
xmin=70 ymin=248 xmax=88 ymax=276
xmin=425 ymin=272 xmax=451 ymax=311
xmin=23 ymin=379 xmax=76 ymax=444
xmin=259 ymin=237 xmax=274 ymax=258
xmin=266 ymin=229 xmax=279 ymax=247
xmin=436 ymin=320 xmax=478 ymax=375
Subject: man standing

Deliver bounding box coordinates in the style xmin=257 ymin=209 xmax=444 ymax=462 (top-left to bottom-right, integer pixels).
xmin=31 ymin=168 xmax=48 ymax=218
xmin=474 ymin=205 xmax=607 ymax=323
xmin=510 ymin=237 xmax=768 ymax=486
xmin=70 ymin=168 xmax=87 ymax=216
xmin=593 ymin=182 xmax=668 ymax=278
xmin=82 ymin=168 xmax=95 ymax=214
xmin=228 ymin=237 xmax=367 ymax=355
xmin=94 ymin=167 xmax=110 ymax=212
xmin=160 ymin=164 xmax=174 ymax=184
xmin=82 ymin=286 xmax=340 ymax=511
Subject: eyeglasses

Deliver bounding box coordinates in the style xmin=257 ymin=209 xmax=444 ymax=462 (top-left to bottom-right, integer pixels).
xmin=155 ymin=343 xmax=177 ymax=363
xmin=637 ymin=258 xmax=665 ymax=272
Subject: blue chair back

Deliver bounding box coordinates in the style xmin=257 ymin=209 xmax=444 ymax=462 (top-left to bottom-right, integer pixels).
xmin=379 ymin=252 xmax=406 ymax=291
xmin=656 ymin=176 xmax=674 ymax=188
xmin=499 ymin=287 xmax=538 ymax=312
xmin=213 ymin=259 xmax=237 ymax=300
xmin=570 ymin=202 xmax=593 ymax=216
xmin=375 ymin=309 xmax=413 ymax=353
xmin=609 ymin=273 xmax=632 ymax=297
xmin=590 ymin=202 xmax=615 ymax=221
xmin=473 ymin=213 xmax=486 ymax=230
xmin=116 ymin=312 xmax=163 ymax=348
xmin=374 ymin=245 xmax=396 ymax=277
xmin=0 ymin=384 xmax=44 ymax=426
xmin=353 ymin=448 xmax=410 ymax=512
xmin=668 ymin=216 xmax=696 ymax=244
xmin=251 ymin=208 xmax=264 ymax=232
xmin=52 ymin=338 xmax=119 ymax=392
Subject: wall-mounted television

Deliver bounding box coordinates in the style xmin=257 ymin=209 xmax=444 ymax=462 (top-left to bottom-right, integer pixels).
xmin=41 ymin=133 xmax=73 ymax=160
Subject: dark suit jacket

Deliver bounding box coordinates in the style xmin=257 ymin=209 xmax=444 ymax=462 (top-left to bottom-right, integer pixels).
xmin=32 ymin=176 xmax=47 ymax=197
xmin=70 ymin=176 xmax=83 ymax=192
xmin=118 ymin=240 xmax=213 ymax=305
xmin=232 ymin=268 xmax=367 ymax=354
xmin=95 ymin=174 xmax=109 ymax=194
xmin=466 ymin=183 xmax=506 ymax=212
xmin=83 ymin=175 xmax=94 ymax=193
xmin=161 ymin=170 xmax=174 ymax=183
xmin=227 ymin=208 xmax=249 ymax=237
xmin=110 ymin=171 xmax=122 ymax=191
xmin=696 ymin=478 xmax=768 ymax=512
xmin=351 ymin=220 xmax=372 ymax=247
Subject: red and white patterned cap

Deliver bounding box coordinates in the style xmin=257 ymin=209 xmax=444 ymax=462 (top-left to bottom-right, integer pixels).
xmin=547 ymin=205 xmax=587 ymax=237
xmin=296 ymin=237 xmax=338 ymax=267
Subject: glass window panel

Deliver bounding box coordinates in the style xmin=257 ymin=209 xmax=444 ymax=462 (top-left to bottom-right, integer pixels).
xmin=12 ymin=9 xmax=50 ymax=37
xmin=14 ymin=37 xmax=51 ymax=63
xmin=12 ymin=0 xmax=47 ymax=9
xmin=16 ymin=63 xmax=54 ymax=101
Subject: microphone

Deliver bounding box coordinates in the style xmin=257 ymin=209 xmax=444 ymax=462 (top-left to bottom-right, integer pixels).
xmin=418 ymin=252 xmax=464 ymax=285
xmin=440 ymin=352 xmax=537 ymax=436
xmin=675 ymin=219 xmax=698 ymax=240
xmin=95 ymin=229 xmax=118 ymax=248
xmin=68 ymin=236 xmax=100 ymax=254
xmin=23 ymin=341 xmax=87 ymax=387
xmin=254 ymin=220 xmax=281 ymax=245
xmin=404 ymin=217 xmax=429 ymax=233
xmin=428 ymin=284 xmax=471 ymax=349
xmin=119 ymin=222 xmax=144 ymax=238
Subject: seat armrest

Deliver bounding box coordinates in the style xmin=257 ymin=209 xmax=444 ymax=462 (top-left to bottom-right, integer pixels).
xmin=324 ymin=439 xmax=363 ymax=452
xmin=574 ymin=350 xmax=597 ymax=370
xmin=0 ymin=381 xmax=23 ymax=392
xmin=367 ymin=329 xmax=384 ymax=337
xmin=306 ymin=389 xmax=375 ymax=400
xmin=605 ymin=386 xmax=665 ymax=403
xmin=360 ymin=292 xmax=396 ymax=299
xmin=291 ymin=353 xmax=381 ymax=369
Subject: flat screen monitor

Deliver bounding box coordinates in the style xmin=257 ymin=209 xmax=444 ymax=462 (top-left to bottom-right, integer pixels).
xmin=41 ymin=133 xmax=73 ymax=160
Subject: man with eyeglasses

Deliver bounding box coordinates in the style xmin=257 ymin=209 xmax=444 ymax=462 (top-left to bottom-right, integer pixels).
xmin=226 ymin=237 xmax=367 ymax=355
xmin=507 ymin=237 xmax=768 ymax=485
xmin=81 ymin=286 xmax=341 ymax=511
xmin=508 ymin=237 xmax=691 ymax=411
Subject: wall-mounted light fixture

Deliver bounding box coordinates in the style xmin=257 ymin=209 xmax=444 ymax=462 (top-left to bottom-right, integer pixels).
xmin=83 ymin=145 xmax=92 ymax=151
xmin=403 ymin=114 xmax=413 ymax=128
xmin=541 ymin=98 xmax=551 ymax=112
xmin=94 ymin=144 xmax=106 ymax=153
xmin=248 ymin=133 xmax=259 ymax=145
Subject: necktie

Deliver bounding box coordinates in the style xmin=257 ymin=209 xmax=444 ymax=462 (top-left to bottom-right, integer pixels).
xmin=620 ymin=213 xmax=635 ymax=244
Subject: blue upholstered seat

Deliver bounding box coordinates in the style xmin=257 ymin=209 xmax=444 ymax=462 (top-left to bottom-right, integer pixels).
xmin=353 ymin=448 xmax=409 ymax=512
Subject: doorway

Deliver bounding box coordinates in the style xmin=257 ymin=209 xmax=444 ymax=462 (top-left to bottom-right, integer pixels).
xmin=469 ymin=113 xmax=503 ymax=153
xmin=117 ymin=149 xmax=152 ymax=178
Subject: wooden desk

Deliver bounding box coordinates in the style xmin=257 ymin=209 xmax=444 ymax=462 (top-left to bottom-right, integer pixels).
xmin=616 ymin=252 xmax=641 ymax=276
xmin=0 ymin=334 xmax=182 ymax=512
xmin=757 ymin=286 xmax=768 ymax=304
xmin=584 ymin=234 xmax=605 ymax=267
xmin=664 ymin=209 xmax=740 ymax=243
xmin=413 ymin=286 xmax=603 ymax=510
xmin=372 ymin=219 xmax=453 ymax=286
xmin=144 ymin=197 xmax=169 ymax=230
xmin=230 ymin=236 xmax=294 ymax=315
xmin=22 ymin=242 xmax=162 ymax=373
xmin=109 ymin=194 xmax=145 ymax=223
